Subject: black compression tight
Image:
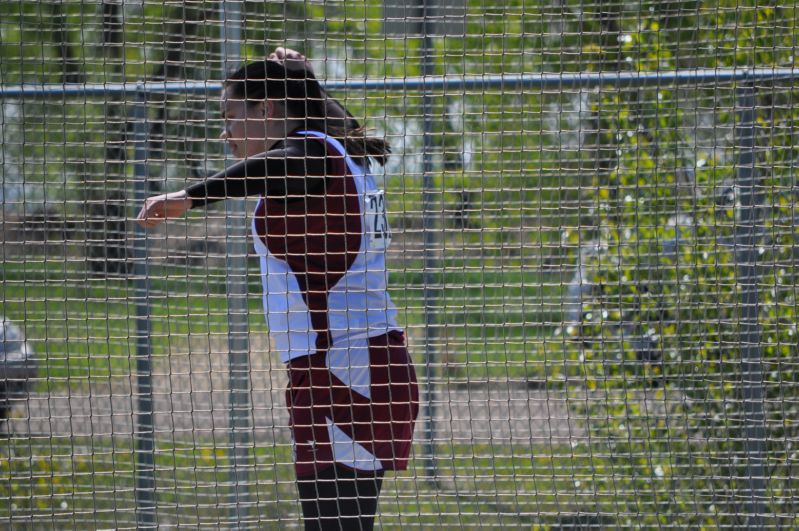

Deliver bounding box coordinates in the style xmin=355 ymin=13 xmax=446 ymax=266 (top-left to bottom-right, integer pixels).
xmin=296 ymin=464 xmax=385 ymax=531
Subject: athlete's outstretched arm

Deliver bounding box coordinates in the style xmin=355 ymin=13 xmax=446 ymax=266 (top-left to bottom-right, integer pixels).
xmin=135 ymin=138 xmax=328 ymax=228
xmin=183 ymin=139 xmax=328 ymax=207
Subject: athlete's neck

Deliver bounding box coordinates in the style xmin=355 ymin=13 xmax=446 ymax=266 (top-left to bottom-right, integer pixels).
xmin=264 ymin=119 xmax=305 ymax=150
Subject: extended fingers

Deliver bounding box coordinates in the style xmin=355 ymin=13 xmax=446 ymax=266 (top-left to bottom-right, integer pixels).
xmin=271 ymin=47 xmax=305 ymax=63
xmin=135 ymin=204 xmax=164 ymax=228
xmin=269 ymin=48 xmax=284 ymax=62
xmin=284 ymin=50 xmax=304 ymax=61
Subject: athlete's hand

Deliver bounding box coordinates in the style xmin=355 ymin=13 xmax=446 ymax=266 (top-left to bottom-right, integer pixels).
xmin=136 ymin=191 xmax=193 ymax=228
xmin=269 ymin=47 xmax=314 ymax=75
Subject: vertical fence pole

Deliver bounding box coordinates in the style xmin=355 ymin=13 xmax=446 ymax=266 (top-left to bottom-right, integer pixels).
xmin=132 ymin=89 xmax=156 ymax=529
xmin=734 ymin=81 xmax=767 ymax=528
xmin=220 ymin=2 xmax=251 ymax=526
xmin=419 ymin=2 xmax=439 ymax=484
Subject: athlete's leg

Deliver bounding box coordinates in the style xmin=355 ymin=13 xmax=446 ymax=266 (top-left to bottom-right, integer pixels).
xmin=297 ymin=464 xmax=384 ymax=531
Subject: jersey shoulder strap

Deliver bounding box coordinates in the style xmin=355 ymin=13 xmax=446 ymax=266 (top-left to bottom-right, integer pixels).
xmin=294 ymin=130 xmax=365 ymax=177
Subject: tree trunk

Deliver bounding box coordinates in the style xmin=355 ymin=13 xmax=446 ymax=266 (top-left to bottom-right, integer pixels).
xmin=85 ymin=0 xmax=129 ymax=276
xmin=50 ymin=2 xmax=85 ymax=84
xmin=145 ymin=3 xmax=208 ymax=190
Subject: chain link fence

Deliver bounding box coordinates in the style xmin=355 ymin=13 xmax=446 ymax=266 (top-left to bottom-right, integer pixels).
xmin=1 ymin=1 xmax=798 ymax=528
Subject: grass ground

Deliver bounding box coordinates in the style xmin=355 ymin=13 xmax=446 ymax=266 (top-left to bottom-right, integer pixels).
xmin=0 ymin=435 xmax=630 ymax=528
xmin=3 ymin=434 xmax=768 ymax=529
xmin=0 ymin=260 xmax=576 ymax=387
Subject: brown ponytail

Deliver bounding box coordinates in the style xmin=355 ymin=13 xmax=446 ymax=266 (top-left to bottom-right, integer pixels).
xmin=326 ymin=123 xmax=392 ymax=168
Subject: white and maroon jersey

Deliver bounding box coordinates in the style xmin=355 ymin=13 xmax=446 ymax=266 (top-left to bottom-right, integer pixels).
xmin=251 ymin=130 xmax=401 ymax=363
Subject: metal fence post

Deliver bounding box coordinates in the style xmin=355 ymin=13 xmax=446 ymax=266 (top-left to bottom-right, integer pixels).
xmin=220 ymin=2 xmax=252 ymax=526
xmin=734 ymin=81 xmax=767 ymax=528
xmin=420 ymin=1 xmax=439 ymax=485
xmin=131 ymin=88 xmax=156 ymax=529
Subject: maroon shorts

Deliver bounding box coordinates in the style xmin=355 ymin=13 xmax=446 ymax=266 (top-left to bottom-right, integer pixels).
xmin=286 ymin=331 xmax=419 ymax=478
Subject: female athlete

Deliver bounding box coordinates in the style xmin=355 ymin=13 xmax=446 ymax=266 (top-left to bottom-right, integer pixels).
xmin=136 ymin=48 xmax=419 ymax=531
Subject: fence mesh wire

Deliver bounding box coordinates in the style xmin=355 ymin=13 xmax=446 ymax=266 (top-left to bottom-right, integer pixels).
xmin=1 ymin=1 xmax=798 ymax=528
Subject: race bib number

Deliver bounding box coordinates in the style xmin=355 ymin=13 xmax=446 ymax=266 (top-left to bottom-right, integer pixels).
xmin=365 ymin=190 xmax=392 ymax=250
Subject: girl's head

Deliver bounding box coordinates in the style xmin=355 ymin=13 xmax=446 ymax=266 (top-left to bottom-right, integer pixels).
xmin=220 ymin=59 xmax=324 ymax=159
xmin=220 ymin=57 xmax=391 ymax=166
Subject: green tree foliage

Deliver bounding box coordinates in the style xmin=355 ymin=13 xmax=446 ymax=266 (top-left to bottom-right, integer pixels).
xmin=560 ymin=2 xmax=799 ymax=524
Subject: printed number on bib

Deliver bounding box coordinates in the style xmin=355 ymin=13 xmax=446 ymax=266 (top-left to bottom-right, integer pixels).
xmin=365 ymin=190 xmax=392 ymax=250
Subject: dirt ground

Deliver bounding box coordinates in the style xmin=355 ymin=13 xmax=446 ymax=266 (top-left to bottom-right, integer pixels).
xmin=4 ymin=335 xmax=582 ymax=447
